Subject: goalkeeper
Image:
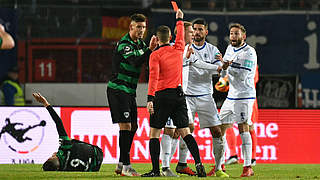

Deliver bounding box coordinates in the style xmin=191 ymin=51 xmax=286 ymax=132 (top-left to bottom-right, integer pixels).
xmin=32 ymin=92 xmax=103 ymax=171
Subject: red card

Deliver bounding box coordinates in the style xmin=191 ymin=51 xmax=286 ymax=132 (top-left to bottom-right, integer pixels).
xmin=171 ymin=1 xmax=179 ymax=12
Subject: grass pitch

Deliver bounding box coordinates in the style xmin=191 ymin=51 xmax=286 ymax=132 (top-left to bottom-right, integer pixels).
xmin=0 ymin=163 xmax=319 ymax=179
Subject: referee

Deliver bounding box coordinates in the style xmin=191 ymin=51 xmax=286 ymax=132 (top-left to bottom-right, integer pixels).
xmin=32 ymin=93 xmax=103 ymax=172
xmin=141 ymin=9 xmax=206 ymax=177
xmin=106 ymin=13 xmax=157 ymax=176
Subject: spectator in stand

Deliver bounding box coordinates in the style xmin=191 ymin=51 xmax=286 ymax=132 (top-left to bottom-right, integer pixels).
xmin=208 ymin=0 xmax=217 ymax=10
xmin=183 ymin=0 xmax=192 ymax=10
xmin=1 ymin=67 xmax=25 ymax=106
xmin=227 ymin=0 xmax=238 ymax=10
xmin=269 ymin=0 xmax=288 ymax=9
xmin=310 ymin=0 xmax=320 ymax=10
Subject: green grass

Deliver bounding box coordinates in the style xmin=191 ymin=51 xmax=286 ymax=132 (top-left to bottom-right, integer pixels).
xmin=0 ymin=163 xmax=319 ymax=179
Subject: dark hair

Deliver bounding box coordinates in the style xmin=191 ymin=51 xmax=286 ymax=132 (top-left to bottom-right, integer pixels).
xmin=156 ymin=25 xmax=171 ymax=43
xmin=229 ymin=23 xmax=246 ymax=34
xmin=42 ymin=158 xmax=59 ymax=171
xmin=192 ymin=18 xmax=208 ymax=29
xmin=130 ymin=13 xmax=147 ymax=23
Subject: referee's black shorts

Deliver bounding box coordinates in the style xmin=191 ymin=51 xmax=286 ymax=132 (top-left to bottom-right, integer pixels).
xmin=150 ymin=88 xmax=189 ymax=129
xmin=107 ymin=87 xmax=137 ymax=124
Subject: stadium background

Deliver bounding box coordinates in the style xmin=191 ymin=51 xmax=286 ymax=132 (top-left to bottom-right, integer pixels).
xmin=0 ymin=0 xmax=320 ymax=165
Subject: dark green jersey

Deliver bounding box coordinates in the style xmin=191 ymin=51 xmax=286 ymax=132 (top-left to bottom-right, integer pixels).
xmin=0 ymin=38 xmax=2 ymax=48
xmin=46 ymin=106 xmax=103 ymax=172
xmin=107 ymin=33 xmax=151 ymax=96
xmin=56 ymin=137 xmax=102 ymax=171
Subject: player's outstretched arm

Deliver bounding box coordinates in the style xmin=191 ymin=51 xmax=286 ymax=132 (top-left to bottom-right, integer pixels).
xmin=32 ymin=92 xmax=69 ymax=137
xmin=0 ymin=24 xmax=15 ymax=50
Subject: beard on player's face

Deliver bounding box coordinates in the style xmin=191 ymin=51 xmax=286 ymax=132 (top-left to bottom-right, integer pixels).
xmin=230 ymin=38 xmax=243 ymax=47
xmin=194 ymin=35 xmax=204 ymax=42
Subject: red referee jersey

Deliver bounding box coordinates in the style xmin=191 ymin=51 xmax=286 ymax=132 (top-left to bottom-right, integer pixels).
xmin=148 ymin=20 xmax=185 ymax=97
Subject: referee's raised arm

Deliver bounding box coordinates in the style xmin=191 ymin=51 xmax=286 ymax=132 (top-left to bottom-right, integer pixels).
xmin=173 ymin=9 xmax=185 ymax=51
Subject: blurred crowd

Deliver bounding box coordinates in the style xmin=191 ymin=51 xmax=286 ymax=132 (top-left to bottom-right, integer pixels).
xmin=150 ymin=0 xmax=320 ymax=11
xmin=1 ymin=0 xmax=320 ymax=11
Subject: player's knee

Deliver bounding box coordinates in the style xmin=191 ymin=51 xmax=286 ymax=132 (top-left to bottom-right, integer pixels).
xmin=210 ymin=126 xmax=222 ymax=138
xmin=118 ymin=122 xmax=131 ymax=130
xmin=172 ymin=130 xmax=180 ymax=139
xmin=176 ymin=127 xmax=190 ymax=138
xmin=238 ymin=123 xmax=249 ymax=133
xmin=163 ymin=127 xmax=175 ymax=137
xmin=150 ymin=128 xmax=162 ymax=138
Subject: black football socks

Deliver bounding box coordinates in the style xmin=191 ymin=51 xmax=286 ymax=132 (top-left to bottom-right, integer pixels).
xmin=149 ymin=138 xmax=160 ymax=173
xmin=119 ymin=130 xmax=131 ymax=165
xmin=183 ymin=134 xmax=201 ymax=165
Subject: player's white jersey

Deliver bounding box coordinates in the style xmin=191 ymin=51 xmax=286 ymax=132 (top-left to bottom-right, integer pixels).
xmin=223 ymin=43 xmax=257 ymax=99
xmin=183 ymin=42 xmax=222 ymax=95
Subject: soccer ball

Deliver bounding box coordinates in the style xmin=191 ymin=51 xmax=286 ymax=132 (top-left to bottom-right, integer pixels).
xmin=215 ymin=76 xmax=229 ymax=92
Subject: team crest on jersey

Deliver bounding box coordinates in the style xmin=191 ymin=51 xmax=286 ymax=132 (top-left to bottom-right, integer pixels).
xmin=124 ymin=46 xmax=132 ymax=55
xmin=204 ymin=53 xmax=208 ymax=58
xmin=124 ymin=112 xmax=130 ymax=119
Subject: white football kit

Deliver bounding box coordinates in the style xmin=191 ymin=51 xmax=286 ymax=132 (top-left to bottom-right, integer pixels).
xmin=163 ymin=42 xmax=225 ymax=171
xmin=183 ymin=42 xmax=222 ymax=129
xmin=220 ymin=43 xmax=257 ymax=125
xmin=165 ymin=42 xmax=221 ymax=129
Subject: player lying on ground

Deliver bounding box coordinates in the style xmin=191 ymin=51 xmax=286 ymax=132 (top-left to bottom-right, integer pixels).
xmin=32 ymin=92 xmax=103 ymax=171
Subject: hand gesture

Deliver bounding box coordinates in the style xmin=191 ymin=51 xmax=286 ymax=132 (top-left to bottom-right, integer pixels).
xmin=186 ymin=44 xmax=194 ymax=59
xmin=32 ymin=92 xmax=50 ymax=107
xmin=176 ymin=9 xmax=184 ymax=19
xmin=222 ymin=60 xmax=233 ymax=70
xmin=215 ymin=53 xmax=223 ymax=62
xmin=217 ymin=66 xmax=222 ymax=76
xmin=147 ymin=101 xmax=154 ymax=114
xmin=149 ymin=35 xmax=158 ymax=51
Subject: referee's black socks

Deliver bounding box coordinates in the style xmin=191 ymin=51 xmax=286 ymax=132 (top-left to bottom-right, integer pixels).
xmin=183 ymin=134 xmax=201 ymax=165
xmin=149 ymin=138 xmax=160 ymax=173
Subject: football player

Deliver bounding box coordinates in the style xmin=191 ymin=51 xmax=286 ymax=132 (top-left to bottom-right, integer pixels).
xmin=33 ymin=92 xmax=103 ymax=171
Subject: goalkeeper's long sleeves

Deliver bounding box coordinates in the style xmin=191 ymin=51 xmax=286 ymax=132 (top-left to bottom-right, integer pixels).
xmin=46 ymin=105 xmax=68 ymax=137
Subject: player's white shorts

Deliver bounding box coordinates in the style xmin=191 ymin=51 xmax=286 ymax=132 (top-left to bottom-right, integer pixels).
xmin=219 ymin=98 xmax=255 ymax=125
xmin=165 ymin=96 xmax=193 ymax=129
xmin=186 ymin=94 xmax=221 ymax=129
